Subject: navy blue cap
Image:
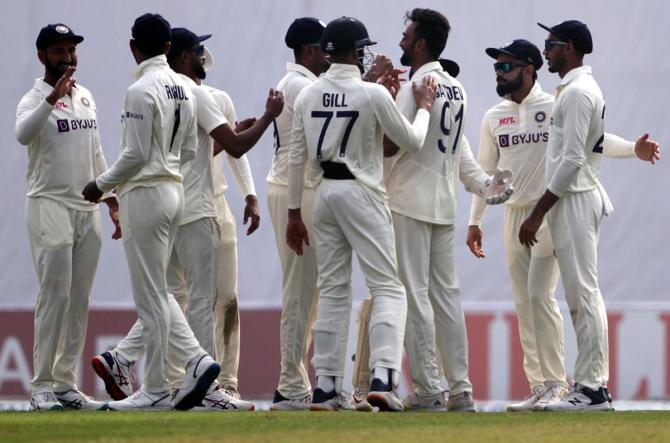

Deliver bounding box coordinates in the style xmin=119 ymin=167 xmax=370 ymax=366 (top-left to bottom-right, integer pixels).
xmin=285 ymin=17 xmax=326 ymax=49
xmin=132 ymin=13 xmax=171 ymax=49
xmin=439 ymin=58 xmax=460 ymax=77
xmin=486 ymin=39 xmax=543 ymax=70
xmin=168 ymin=27 xmax=211 ymax=60
xmin=36 ymin=24 xmax=84 ymax=50
xmin=538 ymin=20 xmax=593 ymax=54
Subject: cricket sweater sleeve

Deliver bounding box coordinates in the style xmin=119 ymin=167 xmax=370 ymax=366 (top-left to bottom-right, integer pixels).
xmin=228 ymin=154 xmax=257 ymax=197
xmin=469 ymin=115 xmax=500 ymax=226
xmin=96 ymin=89 xmax=154 ymax=192
xmin=373 ymin=85 xmax=430 ymax=153
xmin=287 ymin=94 xmax=308 ymax=209
xmin=15 ymin=95 xmax=53 ymax=146
xmin=547 ymin=88 xmax=594 ymax=197
xmin=459 ymin=136 xmax=492 ymax=196
xmin=603 ymin=133 xmax=635 ymax=159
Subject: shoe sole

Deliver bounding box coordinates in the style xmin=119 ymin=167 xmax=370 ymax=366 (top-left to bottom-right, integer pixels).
xmin=173 ymin=363 xmax=221 ymax=411
xmin=544 ymin=403 xmax=611 ymax=412
xmin=91 ymin=357 xmax=129 ymax=401
xmin=367 ymin=392 xmax=403 ymax=412
xmin=30 ymin=404 xmax=64 ymax=411
xmin=269 ymin=402 xmax=311 ymax=411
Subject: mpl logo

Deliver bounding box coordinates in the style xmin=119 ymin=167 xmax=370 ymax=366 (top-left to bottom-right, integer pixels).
xmin=57 ymin=119 xmax=70 ymax=133
xmin=499 ymin=134 xmax=510 ymax=148
xmin=499 ymin=116 xmax=516 ymax=127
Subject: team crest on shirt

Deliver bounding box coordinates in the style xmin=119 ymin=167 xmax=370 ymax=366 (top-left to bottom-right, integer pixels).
xmin=81 ymin=97 xmax=90 ymax=107
xmin=57 ymin=119 xmax=70 ymax=132
xmin=535 ymin=111 xmax=546 ymax=123
xmin=498 ymin=134 xmax=510 ymax=148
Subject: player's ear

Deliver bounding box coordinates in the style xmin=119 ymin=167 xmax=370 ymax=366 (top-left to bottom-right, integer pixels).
xmin=37 ymin=49 xmax=46 ymax=65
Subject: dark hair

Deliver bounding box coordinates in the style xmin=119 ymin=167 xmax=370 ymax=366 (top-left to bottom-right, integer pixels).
xmin=405 ymin=8 xmax=450 ymax=60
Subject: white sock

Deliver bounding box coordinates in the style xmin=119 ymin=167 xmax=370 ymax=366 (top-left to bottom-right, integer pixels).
xmin=316 ymin=376 xmax=335 ymax=392
xmin=373 ymin=367 xmax=389 ymax=384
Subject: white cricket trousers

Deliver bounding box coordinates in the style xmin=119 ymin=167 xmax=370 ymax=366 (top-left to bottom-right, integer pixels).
xmin=119 ymin=182 xmax=184 ymax=393
xmin=27 ymin=197 xmax=101 ymax=394
xmin=267 ymin=183 xmax=318 ymax=399
xmin=548 ymin=189 xmax=608 ymax=391
xmin=393 ymin=213 xmax=472 ymax=397
xmin=504 ymin=205 xmax=566 ymax=390
xmin=212 ymin=192 xmax=241 ymax=389
xmin=312 ymin=180 xmax=406 ymax=378
xmin=167 ymin=216 xmax=220 ymax=358
xmin=114 ymin=294 xmax=206 ymax=393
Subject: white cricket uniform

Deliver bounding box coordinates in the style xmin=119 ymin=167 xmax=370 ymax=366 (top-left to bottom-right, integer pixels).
xmin=288 ymin=63 xmax=431 ymax=379
xmin=96 ymin=55 xmax=200 ymax=394
xmin=268 ymin=62 xmax=320 ymax=399
xmin=544 ymin=66 xmax=609 ymax=391
xmin=206 ymin=85 xmax=257 ymax=390
xmin=385 ymin=61 xmax=489 ymax=397
xmin=165 ymin=74 xmax=226 ymax=359
xmin=16 ymin=79 xmax=107 ymax=395
xmin=468 ymin=81 xmax=635 ymax=393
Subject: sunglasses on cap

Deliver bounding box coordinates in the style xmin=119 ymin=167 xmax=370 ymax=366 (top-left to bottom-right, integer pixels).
xmin=544 ymin=40 xmax=567 ymax=51
xmin=493 ymin=62 xmax=528 ymax=74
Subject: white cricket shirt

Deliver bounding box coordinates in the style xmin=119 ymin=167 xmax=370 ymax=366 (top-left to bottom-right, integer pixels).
xmin=267 ymin=62 xmax=321 ymax=188
xmin=16 ymin=79 xmax=108 ymax=211
xmin=287 ymin=63 xmax=430 ymax=209
xmin=546 ymin=66 xmax=605 ymax=197
xmin=203 ymin=85 xmax=256 ymax=199
xmin=96 ymin=55 xmax=197 ymax=196
xmin=468 ymin=80 xmax=633 ymax=226
xmin=385 ymin=61 xmax=489 ymax=225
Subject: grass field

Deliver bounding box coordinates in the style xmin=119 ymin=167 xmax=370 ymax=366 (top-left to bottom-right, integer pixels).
xmin=1 ymin=411 xmax=669 ymax=443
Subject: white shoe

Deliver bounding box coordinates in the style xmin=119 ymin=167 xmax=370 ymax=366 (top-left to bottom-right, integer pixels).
xmin=309 ymin=388 xmax=354 ymax=411
xmin=172 ymin=354 xmax=221 ymax=410
xmin=507 ymin=386 xmax=545 ymax=412
xmin=270 ymin=390 xmax=312 ymax=411
xmin=543 ymin=384 xmax=610 ymax=412
xmin=447 ymin=391 xmax=476 ymax=412
xmin=352 ymin=383 xmax=373 ymax=412
xmin=403 ymin=391 xmax=446 ymax=412
xmin=222 ymin=386 xmax=241 ymax=400
xmin=30 ymin=391 xmax=63 ymax=411
xmin=367 ymin=378 xmax=404 ymax=412
xmin=91 ymin=351 xmax=134 ymax=400
xmin=533 ymin=384 xmax=569 ymax=411
xmin=55 ymin=389 xmax=107 ymax=410
xmin=194 ymin=387 xmax=255 ymax=411
xmin=108 ymin=389 xmax=172 ymax=411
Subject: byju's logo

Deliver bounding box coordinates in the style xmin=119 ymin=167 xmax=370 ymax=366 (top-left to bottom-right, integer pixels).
xmin=499 ymin=134 xmax=510 ymax=148
xmin=57 ymin=119 xmax=70 ymax=133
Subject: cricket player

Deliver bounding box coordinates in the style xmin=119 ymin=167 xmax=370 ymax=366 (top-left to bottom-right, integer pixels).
xmin=384 ymin=8 xmax=513 ymax=412
xmin=267 ymin=17 xmax=329 ymax=411
xmin=16 ymin=23 xmax=113 ymax=411
xmin=82 ymin=14 xmax=220 ymax=411
xmin=90 ymin=25 xmax=281 ymax=410
xmin=517 ymin=20 xmax=653 ymax=411
xmin=467 ymin=39 xmax=660 ymax=411
xmin=286 ymin=16 xmax=439 ymax=412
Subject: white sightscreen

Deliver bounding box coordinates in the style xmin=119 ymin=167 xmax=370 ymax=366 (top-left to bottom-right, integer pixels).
xmin=1 ymin=0 xmax=668 ymax=309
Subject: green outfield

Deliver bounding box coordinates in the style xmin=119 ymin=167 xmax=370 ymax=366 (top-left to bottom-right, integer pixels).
xmin=1 ymin=411 xmax=668 ymax=443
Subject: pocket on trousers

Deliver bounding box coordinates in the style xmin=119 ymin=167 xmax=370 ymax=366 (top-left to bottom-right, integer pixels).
xmin=39 ymin=199 xmax=73 ymax=249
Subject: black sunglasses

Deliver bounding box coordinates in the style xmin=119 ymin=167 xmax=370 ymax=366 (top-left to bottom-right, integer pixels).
xmin=493 ymin=62 xmax=528 ymax=74
xmin=544 ymin=40 xmax=567 ymax=51
xmin=190 ymin=45 xmax=205 ymax=56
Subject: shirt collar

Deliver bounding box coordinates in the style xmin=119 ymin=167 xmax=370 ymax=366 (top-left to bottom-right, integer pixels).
xmin=325 ymin=63 xmax=362 ymax=80
xmin=410 ymin=61 xmax=442 ymax=80
xmin=132 ymin=54 xmax=169 ymax=79
xmin=286 ymin=62 xmax=319 ymax=81
xmin=556 ymin=65 xmax=592 ymax=93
